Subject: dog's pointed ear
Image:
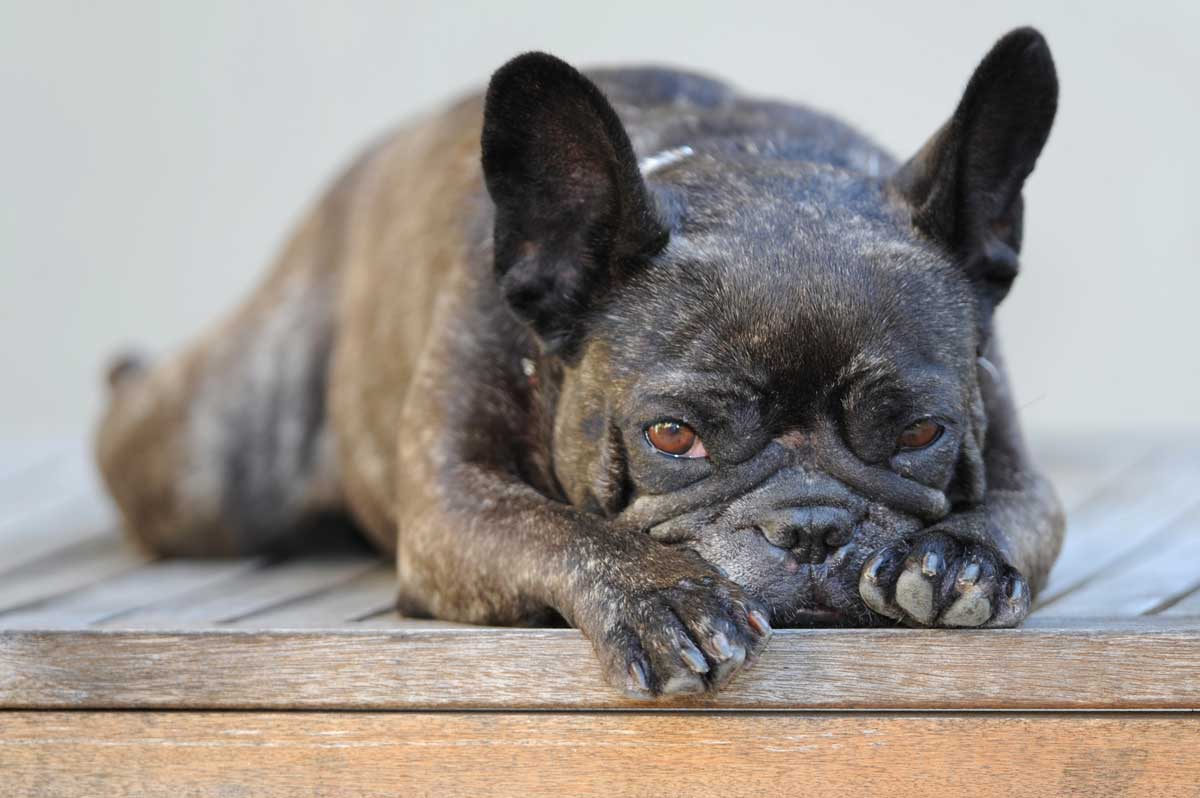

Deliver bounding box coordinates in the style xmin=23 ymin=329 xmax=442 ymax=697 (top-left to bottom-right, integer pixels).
xmin=891 ymin=28 xmax=1057 ymax=332
xmin=481 ymin=52 xmax=667 ymax=354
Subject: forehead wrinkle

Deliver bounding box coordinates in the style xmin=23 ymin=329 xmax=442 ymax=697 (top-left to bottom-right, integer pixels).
xmin=842 ymin=358 xmax=963 ymax=417
xmin=837 ymin=350 xmax=895 ymax=389
xmin=630 ymin=369 xmax=762 ymax=405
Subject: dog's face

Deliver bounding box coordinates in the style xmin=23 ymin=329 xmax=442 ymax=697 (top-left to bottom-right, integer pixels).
xmin=481 ymin=31 xmax=1056 ymax=624
xmin=551 ymin=160 xmax=982 ymax=623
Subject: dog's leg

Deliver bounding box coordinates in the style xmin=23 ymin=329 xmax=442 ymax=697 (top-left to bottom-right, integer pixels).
xmin=94 ymin=170 xmax=363 ymax=557
xmin=388 ymin=318 xmax=772 ymax=697
xmin=967 ymin=342 xmax=1067 ymax=594
xmin=859 ymin=341 xmax=1066 ymax=627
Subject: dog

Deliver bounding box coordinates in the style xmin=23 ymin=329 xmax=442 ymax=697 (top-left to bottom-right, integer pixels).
xmin=96 ymin=27 xmax=1065 ymax=697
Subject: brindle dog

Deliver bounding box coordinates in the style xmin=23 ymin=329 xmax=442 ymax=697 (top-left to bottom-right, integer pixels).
xmin=97 ymin=27 xmax=1065 ymax=697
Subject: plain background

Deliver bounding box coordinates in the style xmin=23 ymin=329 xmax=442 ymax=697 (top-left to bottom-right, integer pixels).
xmin=2 ymin=1 xmax=1197 ymax=445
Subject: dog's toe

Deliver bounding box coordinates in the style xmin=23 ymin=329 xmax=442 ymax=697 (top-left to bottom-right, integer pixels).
xmin=859 ymin=543 xmax=908 ymax=620
xmin=860 ymin=532 xmax=1030 ymax=629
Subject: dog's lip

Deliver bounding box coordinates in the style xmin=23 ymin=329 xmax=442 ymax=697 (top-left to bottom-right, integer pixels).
xmin=783 ymin=604 xmax=848 ymax=626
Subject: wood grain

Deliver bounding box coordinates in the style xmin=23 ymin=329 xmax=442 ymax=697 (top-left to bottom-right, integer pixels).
xmin=3 ymin=711 xmax=1198 ymax=797
xmin=3 ymin=619 xmax=1198 ymax=711
xmin=2 ymin=438 xmax=1199 ymax=719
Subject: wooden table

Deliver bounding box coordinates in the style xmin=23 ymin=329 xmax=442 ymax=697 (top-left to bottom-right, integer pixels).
xmin=2 ymin=438 xmax=1198 ymax=796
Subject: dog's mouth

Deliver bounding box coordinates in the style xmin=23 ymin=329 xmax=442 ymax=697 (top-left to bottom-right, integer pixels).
xmin=786 ymin=604 xmax=851 ymax=626
xmin=666 ymin=501 xmax=925 ymax=627
xmin=622 ymin=454 xmax=932 ymax=626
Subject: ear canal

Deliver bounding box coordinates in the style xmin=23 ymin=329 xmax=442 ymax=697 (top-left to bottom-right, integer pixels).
xmin=891 ymin=27 xmax=1058 ymax=327
xmin=481 ymin=52 xmax=667 ymax=355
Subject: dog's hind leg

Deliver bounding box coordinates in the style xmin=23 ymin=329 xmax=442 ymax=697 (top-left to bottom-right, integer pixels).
xmin=95 ymin=167 xmax=363 ymax=557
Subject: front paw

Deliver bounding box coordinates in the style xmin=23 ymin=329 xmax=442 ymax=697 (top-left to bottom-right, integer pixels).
xmin=858 ymin=531 xmax=1030 ymax=628
xmin=582 ymin=563 xmax=773 ymax=699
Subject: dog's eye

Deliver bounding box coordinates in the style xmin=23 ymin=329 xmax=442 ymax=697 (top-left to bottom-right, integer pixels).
xmin=646 ymin=421 xmax=708 ymax=458
xmin=897 ymin=418 xmax=943 ymax=450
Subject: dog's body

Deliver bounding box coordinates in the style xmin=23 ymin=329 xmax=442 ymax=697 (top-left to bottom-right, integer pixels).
xmin=97 ymin=29 xmax=1065 ymax=696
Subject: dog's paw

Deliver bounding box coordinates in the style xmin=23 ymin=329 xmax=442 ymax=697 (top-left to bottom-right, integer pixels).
xmin=589 ymin=570 xmax=773 ymax=699
xmin=858 ymin=532 xmax=1030 ymax=628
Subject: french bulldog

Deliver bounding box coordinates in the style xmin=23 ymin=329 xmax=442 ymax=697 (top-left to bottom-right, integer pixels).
xmin=96 ymin=27 xmax=1065 ymax=697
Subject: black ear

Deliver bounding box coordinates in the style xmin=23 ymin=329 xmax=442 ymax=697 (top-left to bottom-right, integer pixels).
xmin=891 ymin=28 xmax=1058 ymax=333
xmin=481 ymin=52 xmax=667 ymax=354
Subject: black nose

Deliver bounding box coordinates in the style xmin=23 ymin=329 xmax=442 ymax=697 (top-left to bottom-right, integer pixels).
xmin=758 ymin=506 xmax=859 ymax=563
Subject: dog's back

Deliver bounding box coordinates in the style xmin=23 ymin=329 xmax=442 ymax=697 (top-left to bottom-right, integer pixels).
xmin=96 ymin=67 xmax=898 ymax=556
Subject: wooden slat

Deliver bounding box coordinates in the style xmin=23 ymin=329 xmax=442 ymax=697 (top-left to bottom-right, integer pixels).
xmin=1038 ymin=448 xmax=1200 ymax=606
xmin=233 ymin=562 xmax=398 ymax=628
xmin=1044 ymin=504 xmax=1200 ymax=617
xmin=2 ymin=619 xmax=1198 ymax=710
xmin=3 ymin=711 xmax=1198 ymax=797
xmin=97 ymin=556 xmax=382 ymax=628
xmin=0 ymin=536 xmax=148 ymax=615
xmin=0 ymin=559 xmax=266 ymax=629
xmin=353 ymin=609 xmax=470 ymax=629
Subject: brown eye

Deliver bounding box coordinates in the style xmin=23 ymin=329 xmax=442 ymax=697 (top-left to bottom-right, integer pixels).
xmin=898 ymin=419 xmax=943 ymax=450
xmin=646 ymin=421 xmax=707 ymax=458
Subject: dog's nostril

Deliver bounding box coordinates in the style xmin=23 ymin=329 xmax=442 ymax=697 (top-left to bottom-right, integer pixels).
xmin=818 ymin=512 xmax=856 ymax=547
xmin=754 ymin=506 xmax=857 ymax=559
xmin=758 ymin=517 xmax=800 ymax=549
xmin=792 ymin=506 xmax=855 ymax=546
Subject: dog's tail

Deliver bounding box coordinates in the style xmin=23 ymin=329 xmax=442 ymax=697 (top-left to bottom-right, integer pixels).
xmin=104 ymin=349 xmax=150 ymax=390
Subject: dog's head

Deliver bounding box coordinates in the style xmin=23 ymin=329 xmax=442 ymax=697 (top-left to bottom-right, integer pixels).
xmin=480 ymin=29 xmax=1057 ymax=624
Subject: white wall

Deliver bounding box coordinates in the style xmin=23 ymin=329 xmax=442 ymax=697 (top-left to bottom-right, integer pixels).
xmin=2 ymin=1 xmax=1197 ymax=443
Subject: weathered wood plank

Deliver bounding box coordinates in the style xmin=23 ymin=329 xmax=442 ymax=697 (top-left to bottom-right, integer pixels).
xmin=0 ymin=536 xmax=147 ymax=615
xmin=0 ymin=559 xmax=267 ymax=629
xmin=97 ymin=556 xmax=383 ymax=628
xmin=2 ymin=711 xmax=1197 ymax=797
xmin=1045 ymin=504 xmax=1200 ymax=617
xmin=233 ymin=562 xmax=399 ymax=628
xmin=1038 ymin=448 xmax=1200 ymax=606
xmin=2 ymin=619 xmax=1198 ymax=710
xmin=353 ymin=609 xmax=471 ymax=629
